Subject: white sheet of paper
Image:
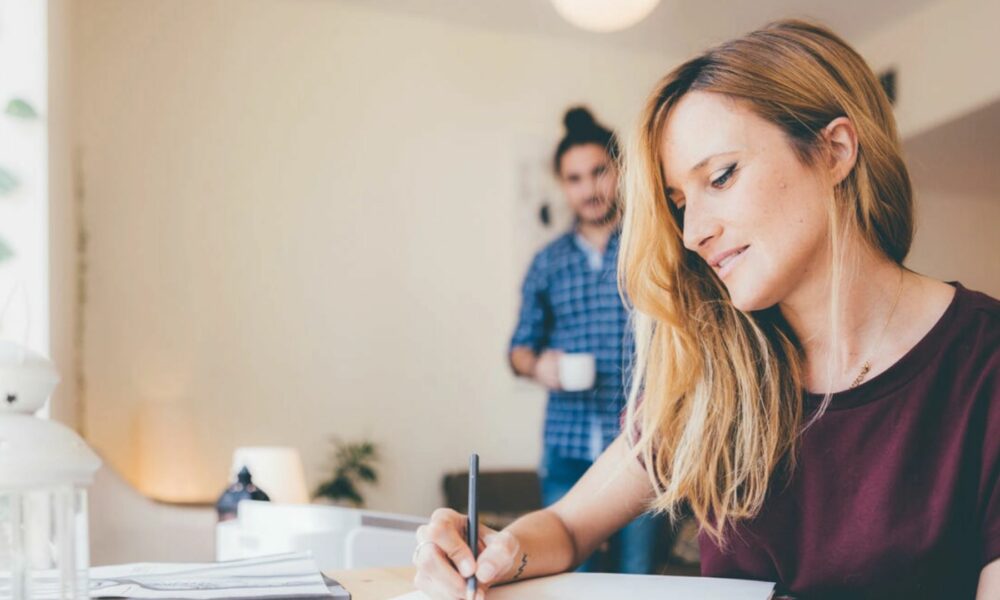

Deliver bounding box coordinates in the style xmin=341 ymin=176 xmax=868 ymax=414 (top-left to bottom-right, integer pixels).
xmin=88 ymin=552 xmax=332 ymax=599
xmin=392 ymin=572 xmax=775 ymax=600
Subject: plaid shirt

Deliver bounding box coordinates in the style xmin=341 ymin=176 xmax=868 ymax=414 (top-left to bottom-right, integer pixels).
xmin=510 ymin=229 xmax=632 ymax=461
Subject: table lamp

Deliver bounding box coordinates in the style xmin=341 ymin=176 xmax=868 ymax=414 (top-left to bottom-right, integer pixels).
xmin=229 ymin=446 xmax=309 ymax=505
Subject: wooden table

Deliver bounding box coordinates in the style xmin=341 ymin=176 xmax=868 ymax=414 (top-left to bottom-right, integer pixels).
xmin=326 ymin=566 xmax=416 ymax=600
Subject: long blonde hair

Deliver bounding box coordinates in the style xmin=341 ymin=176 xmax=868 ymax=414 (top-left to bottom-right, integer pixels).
xmin=620 ymin=19 xmax=913 ymax=544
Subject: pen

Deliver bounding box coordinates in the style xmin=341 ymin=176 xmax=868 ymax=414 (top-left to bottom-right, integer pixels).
xmin=467 ymin=453 xmax=479 ymax=600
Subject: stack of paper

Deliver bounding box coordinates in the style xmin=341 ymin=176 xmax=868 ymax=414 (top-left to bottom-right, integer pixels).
xmin=2 ymin=553 xmax=347 ymax=600
xmin=89 ymin=553 xmax=346 ymax=599
xmin=392 ymin=572 xmax=775 ymax=600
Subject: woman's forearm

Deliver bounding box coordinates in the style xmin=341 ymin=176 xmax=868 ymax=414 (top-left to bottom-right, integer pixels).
xmin=493 ymin=508 xmax=579 ymax=585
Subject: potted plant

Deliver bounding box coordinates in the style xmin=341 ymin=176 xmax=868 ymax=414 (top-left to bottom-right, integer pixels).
xmin=314 ymin=438 xmax=379 ymax=507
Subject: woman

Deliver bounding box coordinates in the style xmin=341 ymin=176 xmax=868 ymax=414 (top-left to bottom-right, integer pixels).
xmin=413 ymin=20 xmax=1000 ymax=599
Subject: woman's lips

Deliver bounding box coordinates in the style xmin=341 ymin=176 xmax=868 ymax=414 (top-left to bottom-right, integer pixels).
xmin=715 ymin=246 xmax=749 ymax=279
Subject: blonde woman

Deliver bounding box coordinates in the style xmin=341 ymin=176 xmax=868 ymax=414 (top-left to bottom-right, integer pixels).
xmin=413 ymin=20 xmax=1000 ymax=599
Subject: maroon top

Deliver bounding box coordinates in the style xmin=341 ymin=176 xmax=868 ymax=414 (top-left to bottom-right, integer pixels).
xmin=699 ymin=283 xmax=1000 ymax=599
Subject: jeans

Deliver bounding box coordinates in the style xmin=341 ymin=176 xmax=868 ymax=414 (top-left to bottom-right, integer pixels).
xmin=539 ymin=448 xmax=664 ymax=574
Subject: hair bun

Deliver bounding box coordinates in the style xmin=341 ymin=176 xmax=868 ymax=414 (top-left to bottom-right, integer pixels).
xmin=564 ymin=107 xmax=597 ymax=133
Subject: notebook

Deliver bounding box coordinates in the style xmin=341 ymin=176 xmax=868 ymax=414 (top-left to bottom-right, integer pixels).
xmin=391 ymin=572 xmax=775 ymax=599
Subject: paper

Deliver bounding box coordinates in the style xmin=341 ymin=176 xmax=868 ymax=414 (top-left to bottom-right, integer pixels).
xmin=392 ymin=572 xmax=775 ymax=600
xmin=88 ymin=553 xmax=334 ymax=599
xmin=2 ymin=552 xmax=337 ymax=599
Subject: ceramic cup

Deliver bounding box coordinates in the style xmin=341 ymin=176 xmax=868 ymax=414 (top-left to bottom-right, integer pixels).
xmin=558 ymin=353 xmax=596 ymax=391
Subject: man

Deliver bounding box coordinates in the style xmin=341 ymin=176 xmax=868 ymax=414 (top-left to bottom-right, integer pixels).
xmin=509 ymin=107 xmax=662 ymax=574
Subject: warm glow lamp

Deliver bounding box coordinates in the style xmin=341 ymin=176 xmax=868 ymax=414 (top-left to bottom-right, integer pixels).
xmin=551 ymin=0 xmax=661 ymax=33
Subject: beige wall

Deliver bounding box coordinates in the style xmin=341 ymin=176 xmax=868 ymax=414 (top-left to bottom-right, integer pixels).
xmin=48 ymin=0 xmax=78 ymax=427
xmin=907 ymin=189 xmax=1000 ymax=299
xmin=70 ymin=0 xmax=999 ymax=519
xmin=73 ymin=0 xmax=672 ymax=514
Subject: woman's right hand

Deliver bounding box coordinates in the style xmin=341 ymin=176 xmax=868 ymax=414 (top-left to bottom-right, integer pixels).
xmin=413 ymin=508 xmax=521 ymax=600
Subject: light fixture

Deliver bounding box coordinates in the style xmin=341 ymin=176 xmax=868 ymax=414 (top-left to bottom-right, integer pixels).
xmin=551 ymin=0 xmax=661 ymax=33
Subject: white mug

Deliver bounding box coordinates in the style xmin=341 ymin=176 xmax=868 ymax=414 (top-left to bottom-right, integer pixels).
xmin=558 ymin=353 xmax=596 ymax=391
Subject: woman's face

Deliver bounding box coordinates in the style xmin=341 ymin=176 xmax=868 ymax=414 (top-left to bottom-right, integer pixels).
xmin=659 ymin=91 xmax=833 ymax=312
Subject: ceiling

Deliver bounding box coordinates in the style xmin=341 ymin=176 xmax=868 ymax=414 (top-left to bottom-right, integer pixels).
xmin=343 ymin=0 xmax=940 ymax=56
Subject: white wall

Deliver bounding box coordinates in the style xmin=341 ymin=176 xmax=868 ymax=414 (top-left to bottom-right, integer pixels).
xmin=0 ymin=0 xmax=49 ymax=358
xmin=73 ymin=0 xmax=672 ymax=514
xmin=858 ymin=0 xmax=1000 ymax=139
xmin=856 ymin=0 xmax=1000 ymax=297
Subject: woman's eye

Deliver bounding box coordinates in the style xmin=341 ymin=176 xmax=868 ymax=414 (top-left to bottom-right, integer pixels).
xmin=711 ymin=164 xmax=737 ymax=189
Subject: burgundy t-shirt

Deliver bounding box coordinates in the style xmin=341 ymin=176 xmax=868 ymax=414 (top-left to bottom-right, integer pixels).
xmin=699 ymin=283 xmax=1000 ymax=599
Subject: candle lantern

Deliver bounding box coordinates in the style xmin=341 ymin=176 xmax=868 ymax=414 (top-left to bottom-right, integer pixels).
xmin=0 ymin=341 xmax=101 ymax=599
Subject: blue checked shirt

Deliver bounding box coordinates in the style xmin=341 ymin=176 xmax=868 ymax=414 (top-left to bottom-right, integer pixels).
xmin=510 ymin=228 xmax=633 ymax=461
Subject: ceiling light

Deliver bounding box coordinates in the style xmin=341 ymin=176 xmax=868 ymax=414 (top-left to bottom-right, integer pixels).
xmin=551 ymin=0 xmax=661 ymax=33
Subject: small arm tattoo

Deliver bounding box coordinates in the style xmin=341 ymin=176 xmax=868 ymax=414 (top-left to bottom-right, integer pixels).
xmin=512 ymin=553 xmax=528 ymax=580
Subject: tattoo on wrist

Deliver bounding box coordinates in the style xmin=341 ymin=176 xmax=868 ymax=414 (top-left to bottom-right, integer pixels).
xmin=512 ymin=553 xmax=528 ymax=581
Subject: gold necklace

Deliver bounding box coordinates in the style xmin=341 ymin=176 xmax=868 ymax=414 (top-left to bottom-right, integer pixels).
xmin=849 ymin=272 xmax=905 ymax=389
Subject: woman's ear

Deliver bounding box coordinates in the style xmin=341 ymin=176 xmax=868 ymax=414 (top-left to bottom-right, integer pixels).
xmin=823 ymin=116 xmax=859 ymax=185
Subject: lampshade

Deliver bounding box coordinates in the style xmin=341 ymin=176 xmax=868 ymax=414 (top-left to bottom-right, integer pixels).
xmin=551 ymin=0 xmax=660 ymax=33
xmin=230 ymin=446 xmax=309 ymax=504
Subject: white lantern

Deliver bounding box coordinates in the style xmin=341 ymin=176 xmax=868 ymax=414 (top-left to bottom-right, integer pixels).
xmin=550 ymin=0 xmax=661 ymax=33
xmin=0 ymin=341 xmax=101 ymax=600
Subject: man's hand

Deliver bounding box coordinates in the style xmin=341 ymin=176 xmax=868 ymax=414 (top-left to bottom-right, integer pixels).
xmin=510 ymin=347 xmax=562 ymax=391
xmin=534 ymin=350 xmax=562 ymax=390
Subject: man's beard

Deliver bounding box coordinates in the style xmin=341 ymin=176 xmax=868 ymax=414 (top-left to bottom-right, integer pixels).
xmin=577 ymin=196 xmax=620 ymax=226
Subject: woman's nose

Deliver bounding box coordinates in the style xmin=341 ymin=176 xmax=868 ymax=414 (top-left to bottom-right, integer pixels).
xmin=682 ymin=204 xmax=722 ymax=253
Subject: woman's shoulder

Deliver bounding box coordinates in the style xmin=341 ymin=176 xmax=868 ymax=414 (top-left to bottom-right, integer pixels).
xmin=952 ymin=282 xmax=1000 ymax=349
xmin=947 ymin=282 xmax=1000 ymax=394
xmin=957 ymin=282 xmax=1000 ymax=319
xmin=884 ymin=280 xmax=1000 ymax=399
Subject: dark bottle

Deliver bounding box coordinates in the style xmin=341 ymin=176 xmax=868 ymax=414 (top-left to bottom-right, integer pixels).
xmin=216 ymin=466 xmax=270 ymax=521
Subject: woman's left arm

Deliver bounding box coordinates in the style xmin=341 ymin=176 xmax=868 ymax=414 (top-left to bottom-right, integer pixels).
xmin=979 ymin=558 xmax=1000 ymax=599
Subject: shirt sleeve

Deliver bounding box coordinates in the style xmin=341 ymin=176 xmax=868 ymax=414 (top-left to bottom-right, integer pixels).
xmin=980 ymin=350 xmax=1000 ymax=567
xmin=509 ymin=252 xmax=553 ymax=353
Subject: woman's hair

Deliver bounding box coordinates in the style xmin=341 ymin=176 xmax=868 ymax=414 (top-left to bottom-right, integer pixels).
xmin=619 ymin=19 xmax=913 ymax=545
xmin=554 ymin=106 xmax=620 ymax=175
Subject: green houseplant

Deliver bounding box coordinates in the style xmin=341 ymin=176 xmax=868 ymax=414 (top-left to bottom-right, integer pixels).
xmin=314 ymin=438 xmax=379 ymax=507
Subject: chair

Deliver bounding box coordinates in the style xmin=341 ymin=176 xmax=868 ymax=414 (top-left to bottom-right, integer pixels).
xmin=442 ymin=469 xmax=542 ymax=530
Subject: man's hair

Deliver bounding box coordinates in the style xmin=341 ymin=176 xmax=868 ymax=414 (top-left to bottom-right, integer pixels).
xmin=553 ymin=107 xmax=620 ymax=175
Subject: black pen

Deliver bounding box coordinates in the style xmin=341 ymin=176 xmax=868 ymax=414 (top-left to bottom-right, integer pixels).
xmin=467 ymin=453 xmax=479 ymax=600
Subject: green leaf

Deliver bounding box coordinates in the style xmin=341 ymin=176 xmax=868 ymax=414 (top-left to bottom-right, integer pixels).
xmin=356 ymin=464 xmax=378 ymax=483
xmin=0 ymin=237 xmax=13 ymax=263
xmin=5 ymin=98 xmax=38 ymax=120
xmin=317 ymin=437 xmax=379 ymax=506
xmin=0 ymin=167 xmax=19 ymax=195
xmin=314 ymin=476 xmax=363 ymax=505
